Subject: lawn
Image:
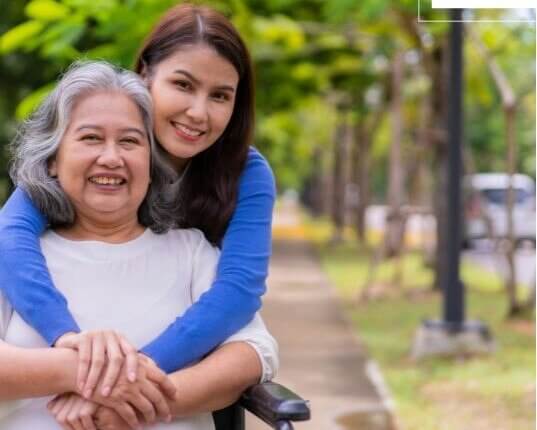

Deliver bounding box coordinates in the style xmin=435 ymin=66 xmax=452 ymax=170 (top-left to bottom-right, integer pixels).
xmin=301 ymin=215 xmax=535 ymax=430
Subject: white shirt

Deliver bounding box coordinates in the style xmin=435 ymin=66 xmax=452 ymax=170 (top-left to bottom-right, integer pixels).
xmin=0 ymin=228 xmax=278 ymax=430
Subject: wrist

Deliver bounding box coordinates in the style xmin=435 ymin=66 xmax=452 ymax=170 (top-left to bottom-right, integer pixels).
xmin=54 ymin=348 xmax=79 ymax=393
xmin=138 ymin=351 xmax=155 ymax=364
xmin=54 ymin=331 xmax=79 ymax=347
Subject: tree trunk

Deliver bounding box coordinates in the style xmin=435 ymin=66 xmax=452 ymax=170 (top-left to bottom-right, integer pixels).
xmin=505 ymin=106 xmax=520 ymax=315
xmin=430 ymin=42 xmax=450 ymax=291
xmin=385 ymin=51 xmax=406 ymax=259
xmin=331 ymin=114 xmax=349 ymax=242
xmin=394 ymin=12 xmax=450 ymax=290
xmin=408 ymin=87 xmax=431 ymax=206
xmin=469 ymin=26 xmax=522 ymax=316
xmin=352 ymin=118 xmax=368 ymax=243
xmin=301 ymin=147 xmax=324 ymax=216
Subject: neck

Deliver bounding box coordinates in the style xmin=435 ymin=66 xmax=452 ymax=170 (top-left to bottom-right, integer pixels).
xmin=166 ymin=153 xmax=189 ymax=174
xmin=55 ymin=214 xmax=145 ymax=244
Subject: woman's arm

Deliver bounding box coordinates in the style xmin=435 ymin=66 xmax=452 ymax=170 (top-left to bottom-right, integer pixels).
xmin=2 ymin=149 xmax=275 ymax=376
xmin=0 ymin=341 xmax=78 ymax=400
xmin=0 ymin=187 xmax=80 ymax=344
xmin=0 ymin=189 xmax=139 ymax=395
xmin=141 ymin=148 xmax=276 ymax=372
xmin=94 ymin=341 xmax=263 ymax=429
xmin=168 ymin=341 xmax=262 ymax=416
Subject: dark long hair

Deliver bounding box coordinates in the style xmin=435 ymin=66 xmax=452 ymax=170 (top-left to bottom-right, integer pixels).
xmin=134 ymin=4 xmax=254 ymax=245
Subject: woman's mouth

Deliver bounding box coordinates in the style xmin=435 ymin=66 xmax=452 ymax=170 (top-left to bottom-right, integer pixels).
xmin=171 ymin=122 xmax=205 ymax=142
xmin=89 ymin=176 xmax=126 ymax=186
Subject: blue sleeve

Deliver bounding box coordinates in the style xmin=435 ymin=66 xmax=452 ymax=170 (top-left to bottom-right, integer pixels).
xmin=0 ymin=187 xmax=80 ymax=344
xmin=141 ymin=148 xmax=276 ymax=372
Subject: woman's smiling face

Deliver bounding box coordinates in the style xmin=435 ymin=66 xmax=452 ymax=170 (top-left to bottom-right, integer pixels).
xmin=147 ymin=43 xmax=239 ymax=170
xmin=49 ymin=91 xmax=151 ymax=225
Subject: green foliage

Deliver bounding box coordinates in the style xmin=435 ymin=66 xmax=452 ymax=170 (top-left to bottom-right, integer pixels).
xmin=25 ymin=0 xmax=70 ymax=21
xmin=0 ymin=20 xmax=45 ymax=54
xmin=0 ymin=0 xmax=534 ymax=194
xmin=15 ymin=82 xmax=56 ymax=120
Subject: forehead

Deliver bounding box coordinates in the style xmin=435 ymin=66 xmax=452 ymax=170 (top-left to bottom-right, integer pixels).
xmin=153 ymin=44 xmax=239 ymax=86
xmin=68 ymin=91 xmax=145 ymax=128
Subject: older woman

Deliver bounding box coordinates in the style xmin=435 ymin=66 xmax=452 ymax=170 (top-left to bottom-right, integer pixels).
xmin=0 ymin=61 xmax=278 ymax=430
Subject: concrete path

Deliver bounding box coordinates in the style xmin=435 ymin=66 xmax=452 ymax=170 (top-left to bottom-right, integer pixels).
xmin=245 ymin=204 xmax=396 ymax=429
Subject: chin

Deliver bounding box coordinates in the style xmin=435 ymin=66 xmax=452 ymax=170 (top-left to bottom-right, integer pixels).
xmin=88 ymin=199 xmax=128 ymax=214
xmin=166 ymin=147 xmax=202 ymax=165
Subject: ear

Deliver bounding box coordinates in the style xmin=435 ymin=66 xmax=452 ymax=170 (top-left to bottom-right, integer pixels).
xmin=140 ymin=63 xmax=148 ymax=80
xmin=48 ymin=159 xmax=58 ymax=177
xmin=139 ymin=62 xmax=152 ymax=87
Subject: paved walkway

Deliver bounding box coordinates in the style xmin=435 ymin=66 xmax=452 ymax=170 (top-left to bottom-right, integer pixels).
xmin=246 ymin=204 xmax=396 ymax=429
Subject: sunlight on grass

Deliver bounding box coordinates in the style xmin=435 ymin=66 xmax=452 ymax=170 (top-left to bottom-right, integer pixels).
xmin=301 ymin=214 xmax=535 ymax=430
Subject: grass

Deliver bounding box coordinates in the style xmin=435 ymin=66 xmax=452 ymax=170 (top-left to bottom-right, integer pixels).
xmin=300 ymin=214 xmax=535 ymax=430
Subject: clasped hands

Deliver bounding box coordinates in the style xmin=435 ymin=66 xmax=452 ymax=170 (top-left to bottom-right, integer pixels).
xmin=49 ymin=331 xmax=177 ymax=430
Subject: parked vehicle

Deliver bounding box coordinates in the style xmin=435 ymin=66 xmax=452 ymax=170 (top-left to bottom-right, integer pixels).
xmin=463 ymin=173 xmax=536 ymax=247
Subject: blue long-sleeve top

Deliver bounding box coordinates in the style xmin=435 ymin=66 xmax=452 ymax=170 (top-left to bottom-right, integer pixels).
xmin=0 ymin=147 xmax=275 ymax=373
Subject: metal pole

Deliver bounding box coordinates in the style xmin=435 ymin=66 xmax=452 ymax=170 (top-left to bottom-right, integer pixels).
xmin=442 ymin=8 xmax=465 ymax=326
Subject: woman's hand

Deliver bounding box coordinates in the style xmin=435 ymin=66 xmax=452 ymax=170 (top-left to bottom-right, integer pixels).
xmin=88 ymin=354 xmax=176 ymax=429
xmin=48 ymin=393 xmax=98 ymax=430
xmin=55 ymin=330 xmax=139 ymax=398
xmin=94 ymin=407 xmax=131 ymax=430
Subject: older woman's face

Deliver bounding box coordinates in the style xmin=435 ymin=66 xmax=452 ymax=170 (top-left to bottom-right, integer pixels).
xmin=49 ymin=91 xmax=150 ymax=223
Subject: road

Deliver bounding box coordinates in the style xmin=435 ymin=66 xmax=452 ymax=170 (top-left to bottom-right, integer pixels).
xmin=463 ymin=247 xmax=535 ymax=287
xmin=364 ymin=205 xmax=535 ymax=287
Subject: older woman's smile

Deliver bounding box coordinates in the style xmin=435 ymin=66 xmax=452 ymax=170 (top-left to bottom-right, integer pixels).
xmin=88 ymin=174 xmax=127 ymax=186
xmin=49 ymin=91 xmax=151 ymax=228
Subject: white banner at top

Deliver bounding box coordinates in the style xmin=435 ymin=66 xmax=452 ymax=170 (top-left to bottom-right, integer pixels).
xmin=432 ymin=0 xmax=536 ymax=8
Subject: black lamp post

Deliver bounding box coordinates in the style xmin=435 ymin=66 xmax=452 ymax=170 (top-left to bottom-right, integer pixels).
xmin=443 ymin=8 xmax=465 ymax=328
xmin=413 ymin=9 xmax=493 ymax=357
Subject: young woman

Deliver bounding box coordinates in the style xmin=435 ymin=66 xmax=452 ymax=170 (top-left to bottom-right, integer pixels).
xmin=0 ymin=2 xmax=275 ymax=396
xmin=1 ymin=60 xmax=277 ymax=430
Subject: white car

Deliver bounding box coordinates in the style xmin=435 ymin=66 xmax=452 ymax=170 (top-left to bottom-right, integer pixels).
xmin=463 ymin=173 xmax=536 ymax=247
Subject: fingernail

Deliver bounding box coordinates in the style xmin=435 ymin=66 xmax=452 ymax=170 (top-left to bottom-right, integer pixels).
xmin=102 ymin=386 xmax=110 ymax=396
xmin=84 ymin=389 xmax=92 ymax=398
xmin=167 ymin=415 xmax=172 ymax=422
xmin=78 ymin=381 xmax=85 ymax=391
xmin=128 ymin=371 xmax=136 ymax=382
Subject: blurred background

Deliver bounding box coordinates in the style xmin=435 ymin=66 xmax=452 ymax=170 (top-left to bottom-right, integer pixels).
xmin=0 ymin=1 xmax=535 ymax=429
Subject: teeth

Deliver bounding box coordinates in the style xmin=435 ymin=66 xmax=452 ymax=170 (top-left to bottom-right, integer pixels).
xmin=90 ymin=177 xmax=124 ymax=185
xmin=173 ymin=123 xmax=203 ymax=137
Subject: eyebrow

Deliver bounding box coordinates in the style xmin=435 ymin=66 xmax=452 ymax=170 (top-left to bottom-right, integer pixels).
xmin=173 ymin=69 xmax=236 ymax=93
xmin=75 ymin=125 xmax=146 ymax=137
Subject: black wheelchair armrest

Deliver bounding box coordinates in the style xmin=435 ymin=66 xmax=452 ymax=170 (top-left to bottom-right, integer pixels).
xmin=239 ymin=381 xmax=310 ymax=427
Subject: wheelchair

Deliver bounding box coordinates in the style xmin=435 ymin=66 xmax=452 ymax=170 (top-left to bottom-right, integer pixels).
xmin=213 ymin=381 xmax=310 ymax=430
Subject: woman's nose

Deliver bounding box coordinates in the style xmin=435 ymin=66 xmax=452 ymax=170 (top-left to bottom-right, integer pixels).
xmin=97 ymin=142 xmax=124 ymax=167
xmin=185 ymin=95 xmax=208 ymax=123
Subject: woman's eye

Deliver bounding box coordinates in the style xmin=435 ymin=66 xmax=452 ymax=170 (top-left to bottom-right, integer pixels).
xmin=174 ymin=80 xmax=192 ymax=90
xmin=212 ymin=92 xmax=230 ymax=102
xmin=120 ymin=138 xmax=139 ymax=146
xmin=81 ymin=134 xmax=101 ymax=142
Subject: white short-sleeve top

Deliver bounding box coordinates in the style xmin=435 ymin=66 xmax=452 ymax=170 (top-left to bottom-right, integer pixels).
xmin=0 ymin=228 xmax=278 ymax=430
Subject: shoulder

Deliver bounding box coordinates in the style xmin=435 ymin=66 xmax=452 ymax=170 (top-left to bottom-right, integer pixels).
xmin=164 ymin=227 xmax=205 ymax=245
xmin=243 ymin=147 xmax=274 ymax=180
xmin=238 ymin=148 xmax=276 ymax=197
xmin=164 ymin=228 xmax=220 ymax=257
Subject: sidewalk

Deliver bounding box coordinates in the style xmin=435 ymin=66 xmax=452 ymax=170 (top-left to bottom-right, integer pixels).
xmin=246 ymin=203 xmax=396 ymax=429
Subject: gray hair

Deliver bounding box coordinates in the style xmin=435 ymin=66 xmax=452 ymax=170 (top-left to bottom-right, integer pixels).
xmin=10 ymin=60 xmax=179 ymax=232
